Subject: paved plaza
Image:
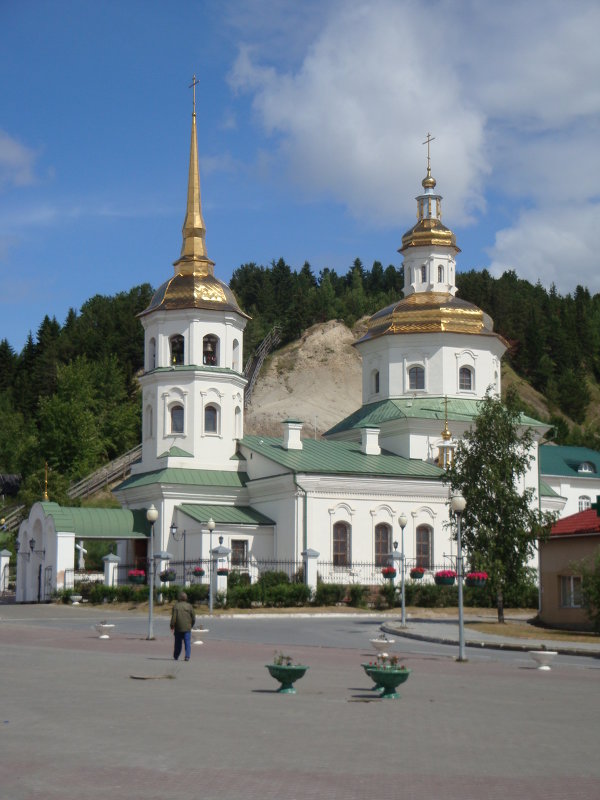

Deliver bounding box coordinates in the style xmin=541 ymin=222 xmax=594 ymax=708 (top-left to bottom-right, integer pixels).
xmin=1 ymin=603 xmax=599 ymax=800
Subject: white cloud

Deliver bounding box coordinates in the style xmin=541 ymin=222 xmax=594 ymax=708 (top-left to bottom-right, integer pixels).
xmin=0 ymin=130 xmax=37 ymax=190
xmin=228 ymin=0 xmax=600 ymax=289
xmin=488 ymin=204 xmax=600 ymax=294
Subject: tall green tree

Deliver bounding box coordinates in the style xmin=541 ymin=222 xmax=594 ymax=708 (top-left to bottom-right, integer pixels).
xmin=444 ymin=388 xmax=555 ymax=622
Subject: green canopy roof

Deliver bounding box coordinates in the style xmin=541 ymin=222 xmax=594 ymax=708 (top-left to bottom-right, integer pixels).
xmin=40 ymin=502 xmax=150 ymax=538
xmin=539 ymin=444 xmax=600 ymax=478
xmin=115 ymin=468 xmax=248 ymax=492
xmin=178 ymin=503 xmax=275 ymax=526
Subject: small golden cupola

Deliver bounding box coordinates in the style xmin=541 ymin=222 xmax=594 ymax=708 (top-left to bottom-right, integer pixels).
xmin=140 ymin=82 xmax=248 ymax=320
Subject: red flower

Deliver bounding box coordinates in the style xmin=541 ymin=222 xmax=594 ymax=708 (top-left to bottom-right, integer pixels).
xmin=410 ymin=566 xmax=426 ymax=575
xmin=381 ymin=566 xmax=397 ymax=576
xmin=128 ymin=569 xmax=145 ymax=577
xmin=466 ymin=571 xmax=488 ymax=581
xmin=435 ymin=569 xmax=457 ymax=579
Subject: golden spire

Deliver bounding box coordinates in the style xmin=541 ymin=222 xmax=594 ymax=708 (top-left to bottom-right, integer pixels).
xmin=43 ymin=461 xmax=49 ymax=501
xmin=438 ymin=397 xmax=453 ymax=468
xmin=441 ymin=396 xmax=451 ymax=441
xmin=173 ymin=74 xmax=215 ymax=278
xmin=422 ymin=132 xmax=436 ymax=189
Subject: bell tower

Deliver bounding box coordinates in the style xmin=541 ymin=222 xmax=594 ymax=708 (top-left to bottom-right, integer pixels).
xmin=133 ymin=83 xmax=249 ymax=475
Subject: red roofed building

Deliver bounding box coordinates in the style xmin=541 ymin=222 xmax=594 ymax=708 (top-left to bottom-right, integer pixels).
xmin=539 ymin=508 xmax=600 ymax=630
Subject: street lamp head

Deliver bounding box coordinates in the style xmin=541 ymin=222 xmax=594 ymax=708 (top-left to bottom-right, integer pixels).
xmin=450 ymin=494 xmax=466 ymax=514
xmin=207 ymin=518 xmax=215 ymax=532
xmin=398 ymin=512 xmax=408 ymax=530
xmin=393 ymin=541 xmax=399 ymax=551
xmin=146 ymin=504 xmax=159 ymax=523
xmin=170 ymin=522 xmax=177 ymax=538
xmin=29 ymin=538 xmax=36 ymax=552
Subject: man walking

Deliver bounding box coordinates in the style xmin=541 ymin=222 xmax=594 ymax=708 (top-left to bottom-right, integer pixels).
xmin=170 ymin=591 xmax=196 ymax=661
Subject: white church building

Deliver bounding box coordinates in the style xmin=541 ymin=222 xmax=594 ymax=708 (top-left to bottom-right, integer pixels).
xmin=16 ymin=104 xmax=565 ymax=602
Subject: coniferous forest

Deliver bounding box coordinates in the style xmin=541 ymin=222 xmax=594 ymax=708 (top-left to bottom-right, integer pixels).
xmin=1 ymin=259 xmax=600 ymax=511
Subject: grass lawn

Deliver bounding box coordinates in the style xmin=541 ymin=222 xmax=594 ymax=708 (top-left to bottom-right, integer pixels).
xmin=465 ymin=618 xmax=600 ymax=644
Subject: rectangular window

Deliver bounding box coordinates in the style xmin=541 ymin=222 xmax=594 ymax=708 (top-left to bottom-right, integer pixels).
xmin=560 ymin=575 xmax=582 ymax=608
xmin=416 ymin=527 xmax=432 ymax=569
xmin=231 ymin=540 xmax=248 ymax=568
xmin=375 ymin=525 xmax=391 ymax=567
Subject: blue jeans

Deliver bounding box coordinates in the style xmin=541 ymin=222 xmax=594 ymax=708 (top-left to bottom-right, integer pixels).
xmin=173 ymin=630 xmax=191 ymax=660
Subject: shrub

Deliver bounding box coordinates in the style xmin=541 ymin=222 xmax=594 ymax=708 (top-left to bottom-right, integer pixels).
xmin=257 ymin=570 xmax=290 ymax=589
xmin=347 ymin=584 xmax=368 ymax=607
xmin=227 ymin=582 xmax=262 ymax=608
xmin=263 ymin=583 xmax=311 ymax=607
xmin=313 ymin=583 xmax=346 ymax=606
xmin=378 ymin=582 xmax=397 ymax=609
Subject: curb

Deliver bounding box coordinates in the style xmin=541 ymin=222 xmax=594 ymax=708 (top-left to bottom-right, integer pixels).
xmin=381 ymin=624 xmax=600 ymax=658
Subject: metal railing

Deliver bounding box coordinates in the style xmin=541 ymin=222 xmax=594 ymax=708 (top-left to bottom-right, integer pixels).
xmin=67 ymin=444 xmax=143 ymax=500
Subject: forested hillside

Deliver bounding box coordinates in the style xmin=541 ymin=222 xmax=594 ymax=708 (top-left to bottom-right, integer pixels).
xmin=1 ymin=259 xmax=599 ymax=514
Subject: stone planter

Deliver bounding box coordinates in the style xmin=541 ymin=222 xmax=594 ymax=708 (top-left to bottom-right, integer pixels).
xmin=529 ymin=650 xmax=558 ymax=670
xmin=370 ymin=636 xmax=395 ymax=659
xmin=95 ymin=623 xmax=115 ymax=639
xmin=364 ymin=667 xmax=411 ymax=699
xmin=266 ymin=664 xmax=309 ymax=694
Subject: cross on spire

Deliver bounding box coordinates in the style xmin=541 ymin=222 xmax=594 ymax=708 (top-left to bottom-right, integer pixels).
xmin=422 ymin=132 xmax=436 ymax=172
xmin=189 ymin=74 xmax=200 ymax=114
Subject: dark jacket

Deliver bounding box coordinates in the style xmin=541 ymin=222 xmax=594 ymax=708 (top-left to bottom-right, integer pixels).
xmin=170 ymin=600 xmax=196 ymax=633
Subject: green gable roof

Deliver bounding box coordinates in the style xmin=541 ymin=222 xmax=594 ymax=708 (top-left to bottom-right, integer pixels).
xmin=115 ymin=468 xmax=248 ymax=492
xmin=539 ymin=444 xmax=600 ymax=478
xmin=539 ymin=479 xmax=561 ymax=498
xmin=241 ymin=435 xmax=443 ymax=478
xmin=325 ymin=396 xmax=545 ymax=437
xmin=178 ymin=503 xmax=275 ymax=526
xmin=39 ymin=502 xmax=150 ymax=538
xmin=158 ymin=446 xmax=194 ymax=458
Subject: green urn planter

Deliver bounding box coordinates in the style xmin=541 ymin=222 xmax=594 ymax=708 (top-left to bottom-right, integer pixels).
xmin=266 ymin=663 xmax=309 ymax=694
xmin=365 ymin=667 xmax=411 ymax=699
xmin=361 ymin=663 xmax=385 ymax=692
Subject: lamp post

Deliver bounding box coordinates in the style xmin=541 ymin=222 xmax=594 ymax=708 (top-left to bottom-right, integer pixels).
xmin=207 ymin=517 xmax=215 ymax=615
xmin=170 ymin=522 xmax=186 ymax=585
xmin=146 ymin=504 xmax=159 ymax=641
xmin=450 ymin=493 xmax=467 ymax=662
xmin=398 ymin=513 xmax=408 ymax=626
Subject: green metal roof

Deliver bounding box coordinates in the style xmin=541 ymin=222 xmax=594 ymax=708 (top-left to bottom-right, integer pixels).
xmin=325 ymin=396 xmax=545 ymax=436
xmin=178 ymin=503 xmax=275 ymax=526
xmin=539 ymin=444 xmax=600 ymax=478
xmin=40 ymin=502 xmax=150 ymax=538
xmin=539 ymin=479 xmax=561 ymax=498
xmin=115 ymin=468 xmax=248 ymax=491
xmin=241 ymin=435 xmax=443 ymax=478
xmin=158 ymin=446 xmax=194 ymax=458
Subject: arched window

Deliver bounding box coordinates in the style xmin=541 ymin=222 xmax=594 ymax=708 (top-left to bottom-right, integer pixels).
xmin=333 ymin=522 xmax=351 ymax=567
xmin=578 ymin=462 xmax=595 ymax=474
xmin=438 ymin=264 xmax=444 ymax=283
xmin=373 ymin=370 xmax=380 ymax=394
xmin=203 ymin=334 xmax=218 ymax=366
xmin=170 ymin=404 xmax=184 ymax=434
xmin=170 ymin=335 xmax=184 ymax=366
xmin=409 ymin=365 xmax=425 ymax=391
xmin=149 ymin=337 xmax=156 ymax=370
xmin=416 ymin=525 xmax=432 ymax=569
xmin=375 ymin=523 xmax=391 ymax=566
xmin=420 ymin=265 xmax=427 ymax=283
xmin=459 ymin=366 xmax=473 ymax=391
xmin=579 ymin=495 xmax=592 ymax=512
xmin=204 ymin=404 xmax=219 ymax=434
xmin=234 ymin=406 xmax=242 ymax=439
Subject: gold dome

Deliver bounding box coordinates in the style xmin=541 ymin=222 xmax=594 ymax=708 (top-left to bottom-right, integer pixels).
xmin=142 ymin=271 xmax=248 ymax=317
xmin=422 ymin=167 xmax=436 ymax=190
xmin=355 ymin=292 xmax=503 ymax=343
xmin=400 ymin=218 xmax=459 ymax=253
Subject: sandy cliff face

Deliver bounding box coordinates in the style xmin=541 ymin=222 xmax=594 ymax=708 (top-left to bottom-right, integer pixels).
xmin=244 ymin=319 xmax=365 ymax=438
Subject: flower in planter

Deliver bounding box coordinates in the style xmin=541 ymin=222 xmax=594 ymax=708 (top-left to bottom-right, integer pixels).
xmin=410 ymin=566 xmax=426 ymax=578
xmin=381 ymin=566 xmax=397 ymax=578
xmin=466 ymin=571 xmax=488 ymax=581
xmin=159 ymin=570 xmax=176 ymax=582
xmin=193 ymin=567 xmax=205 ymax=576
xmin=216 ymin=567 xmax=229 ymax=576
xmin=128 ymin=569 xmax=145 ymax=578
xmin=434 ymin=569 xmax=457 ymax=579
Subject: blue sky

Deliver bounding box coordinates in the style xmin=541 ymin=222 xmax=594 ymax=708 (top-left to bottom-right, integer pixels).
xmin=1 ymin=0 xmax=599 ymax=353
